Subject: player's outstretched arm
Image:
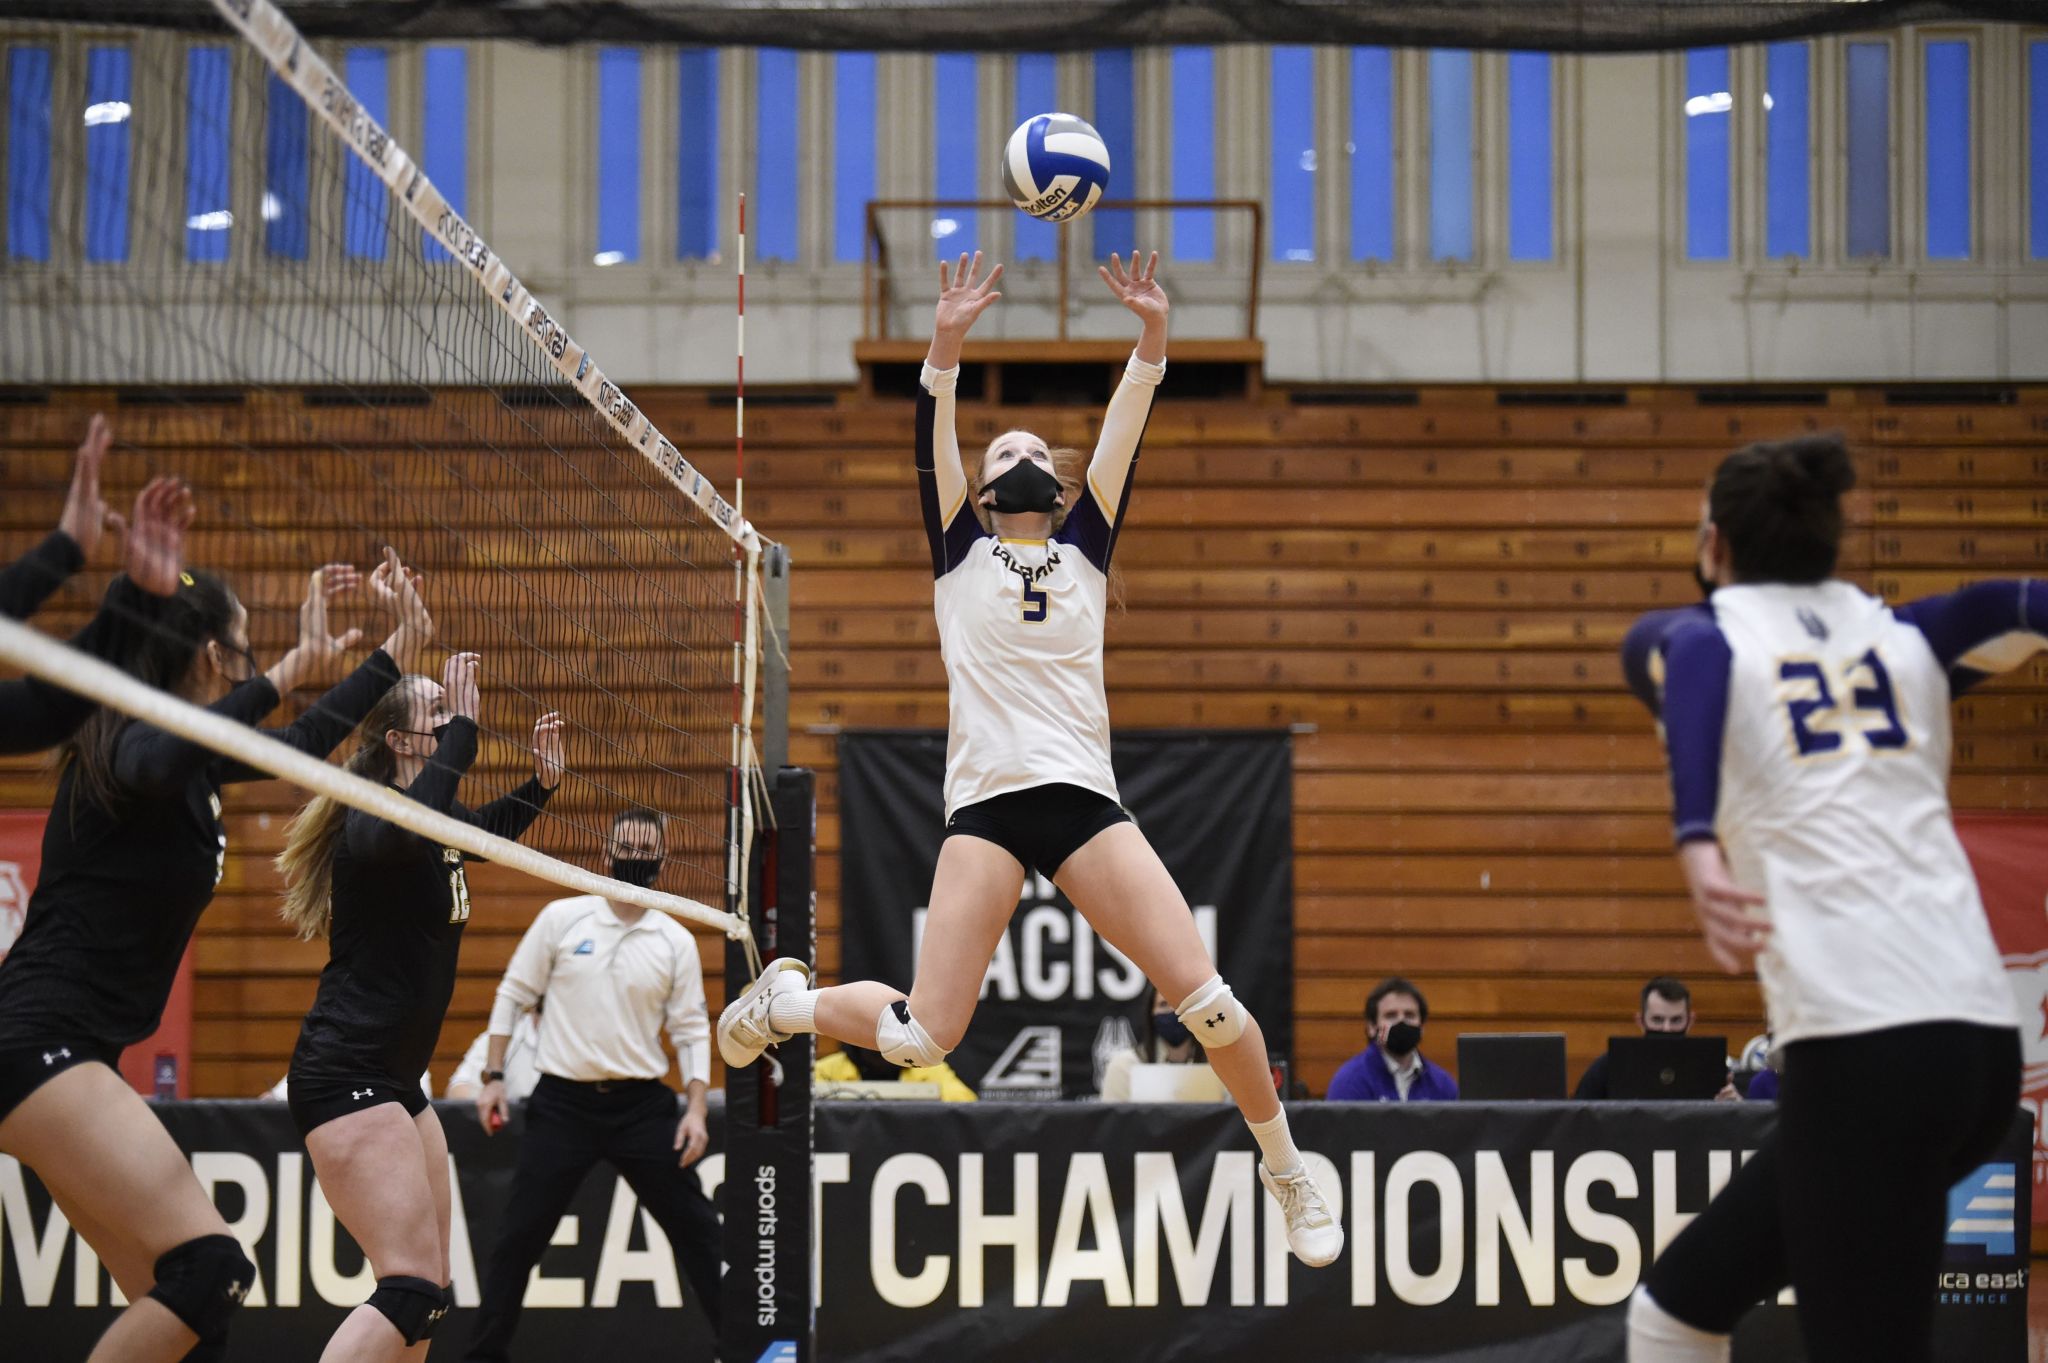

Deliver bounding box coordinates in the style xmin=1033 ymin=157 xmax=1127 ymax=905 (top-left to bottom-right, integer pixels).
xmin=917 ymin=253 xmax=1000 ymax=575
xmin=1895 ymin=579 xmax=2048 ymax=687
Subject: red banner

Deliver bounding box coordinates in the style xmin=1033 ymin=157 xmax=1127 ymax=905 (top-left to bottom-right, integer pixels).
xmin=1956 ymin=814 xmax=2048 ymax=1225
xmin=0 ymin=808 xmax=192 ymax=1098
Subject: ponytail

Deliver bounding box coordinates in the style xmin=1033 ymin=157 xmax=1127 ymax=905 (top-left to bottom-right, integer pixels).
xmin=275 ymin=678 xmax=421 ymax=939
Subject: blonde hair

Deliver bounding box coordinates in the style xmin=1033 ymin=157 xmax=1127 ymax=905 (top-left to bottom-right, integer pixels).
xmin=275 ymin=677 xmax=428 ymax=939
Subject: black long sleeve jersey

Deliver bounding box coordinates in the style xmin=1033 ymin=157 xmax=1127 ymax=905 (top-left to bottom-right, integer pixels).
xmin=0 ymin=650 xmax=403 ymax=1047
xmin=289 ymin=716 xmax=553 ymax=1088
xmin=0 ymin=533 xmax=160 ymax=756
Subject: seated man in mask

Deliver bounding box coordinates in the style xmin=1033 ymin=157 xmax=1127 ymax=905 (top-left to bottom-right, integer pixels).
xmin=1324 ymin=977 xmax=1460 ymax=1101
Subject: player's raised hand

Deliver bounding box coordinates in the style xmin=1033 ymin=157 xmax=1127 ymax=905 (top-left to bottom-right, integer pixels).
xmin=268 ymin=564 xmax=364 ymax=693
xmin=531 ymin=711 xmax=565 ymax=788
xmin=57 ymin=414 xmax=118 ymax=559
xmin=443 ymin=652 xmax=481 ymax=721
xmin=123 ymin=476 xmax=194 ymax=598
xmin=1677 ymin=839 xmax=1770 ymax=973
xmin=933 ymin=251 xmax=1004 ymax=340
xmin=1098 ymin=251 xmax=1167 ymax=324
xmin=369 ymin=546 xmax=434 ymax=669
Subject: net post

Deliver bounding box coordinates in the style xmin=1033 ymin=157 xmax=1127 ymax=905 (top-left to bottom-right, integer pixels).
xmin=722 ymin=768 xmax=817 ymax=1363
xmin=764 ymin=542 xmax=792 ymax=773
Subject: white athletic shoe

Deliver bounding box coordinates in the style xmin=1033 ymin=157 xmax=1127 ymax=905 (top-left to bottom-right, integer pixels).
xmin=1260 ymin=1161 xmax=1344 ymax=1267
xmin=717 ymin=957 xmax=812 ymax=1069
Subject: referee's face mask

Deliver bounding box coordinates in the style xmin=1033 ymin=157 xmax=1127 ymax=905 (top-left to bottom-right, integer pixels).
xmin=609 ymin=818 xmax=665 ymax=889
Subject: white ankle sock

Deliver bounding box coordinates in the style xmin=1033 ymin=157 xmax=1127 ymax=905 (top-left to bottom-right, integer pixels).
xmin=1626 ymin=1286 xmax=1730 ymax=1363
xmin=767 ymin=990 xmax=819 ymax=1034
xmin=1246 ymin=1110 xmax=1303 ymax=1174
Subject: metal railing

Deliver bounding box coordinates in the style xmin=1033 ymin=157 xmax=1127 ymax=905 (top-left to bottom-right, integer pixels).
xmin=862 ymin=199 xmax=1265 ymax=343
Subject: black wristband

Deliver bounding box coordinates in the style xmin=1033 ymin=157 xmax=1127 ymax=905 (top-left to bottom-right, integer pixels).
xmin=483 ymin=1070 xmax=506 ymax=1084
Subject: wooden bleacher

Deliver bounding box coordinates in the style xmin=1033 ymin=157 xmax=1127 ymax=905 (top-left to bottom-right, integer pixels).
xmin=2 ymin=382 xmax=2044 ymax=1098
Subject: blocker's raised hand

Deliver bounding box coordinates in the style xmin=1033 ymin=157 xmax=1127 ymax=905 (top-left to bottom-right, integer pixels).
xmin=531 ymin=710 xmax=565 ymax=789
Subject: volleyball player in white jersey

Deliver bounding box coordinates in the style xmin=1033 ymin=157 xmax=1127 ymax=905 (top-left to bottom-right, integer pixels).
xmin=1621 ymin=434 xmax=2037 ymax=1363
xmin=721 ymin=251 xmax=1341 ymax=1266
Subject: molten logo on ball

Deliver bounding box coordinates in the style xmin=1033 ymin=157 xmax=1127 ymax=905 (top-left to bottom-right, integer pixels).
xmin=1003 ymin=113 xmax=1111 ymax=224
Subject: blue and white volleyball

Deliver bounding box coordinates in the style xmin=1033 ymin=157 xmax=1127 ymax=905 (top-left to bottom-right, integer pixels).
xmin=1003 ymin=113 xmax=1111 ymax=223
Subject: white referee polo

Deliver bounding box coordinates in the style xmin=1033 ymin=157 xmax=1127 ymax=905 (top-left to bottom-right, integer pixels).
xmin=487 ymin=894 xmax=712 ymax=1087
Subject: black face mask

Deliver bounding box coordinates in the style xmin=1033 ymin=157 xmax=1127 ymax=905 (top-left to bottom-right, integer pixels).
xmin=1154 ymin=1010 xmax=1193 ymax=1048
xmin=1383 ymin=1021 xmax=1423 ymax=1058
xmin=987 ymin=461 xmax=1062 ymax=513
xmin=610 ymin=857 xmax=661 ymax=889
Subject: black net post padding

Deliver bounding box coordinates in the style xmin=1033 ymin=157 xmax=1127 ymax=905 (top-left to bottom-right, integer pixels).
xmin=26 ymin=0 xmax=2042 ymax=52
xmin=722 ymin=767 xmax=817 ymax=1363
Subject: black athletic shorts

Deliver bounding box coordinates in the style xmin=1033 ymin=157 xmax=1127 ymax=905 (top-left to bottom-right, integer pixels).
xmin=944 ymin=782 xmax=1132 ymax=878
xmin=0 ymin=1039 xmax=123 ymax=1126
xmin=287 ymin=1071 xmax=432 ymax=1139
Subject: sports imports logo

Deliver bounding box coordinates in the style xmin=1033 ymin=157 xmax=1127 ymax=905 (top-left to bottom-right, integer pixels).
xmin=1944 ymin=1162 xmax=2016 ymax=1258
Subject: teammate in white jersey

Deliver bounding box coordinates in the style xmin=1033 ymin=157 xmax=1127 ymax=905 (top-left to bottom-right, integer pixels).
xmin=1621 ymin=434 xmax=2038 ymax=1363
xmin=720 ymin=251 xmax=1341 ymax=1267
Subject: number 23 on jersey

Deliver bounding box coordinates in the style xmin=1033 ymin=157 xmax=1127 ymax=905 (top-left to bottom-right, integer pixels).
xmin=1778 ymin=648 xmax=1909 ymax=757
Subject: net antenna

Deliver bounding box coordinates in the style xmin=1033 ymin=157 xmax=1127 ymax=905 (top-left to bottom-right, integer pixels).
xmin=203 ymin=0 xmax=770 ymax=940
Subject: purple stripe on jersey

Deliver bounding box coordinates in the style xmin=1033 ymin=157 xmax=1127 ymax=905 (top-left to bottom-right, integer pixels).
xmin=1896 ymin=579 xmax=2048 ymax=670
xmin=1659 ymin=618 xmax=1733 ymax=845
xmin=914 ymin=387 xmax=983 ymax=578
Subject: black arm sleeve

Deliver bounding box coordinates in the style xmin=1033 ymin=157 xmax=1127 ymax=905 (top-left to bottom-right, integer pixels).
xmin=344 ymin=716 xmax=481 ymax=863
xmin=217 ymin=649 xmax=403 ymax=785
xmin=461 ymin=776 xmax=556 ymax=849
xmin=0 ymin=531 xmax=84 ymax=621
xmin=0 ymin=575 xmax=158 ymax=756
xmin=108 ymin=678 xmax=283 ymax=799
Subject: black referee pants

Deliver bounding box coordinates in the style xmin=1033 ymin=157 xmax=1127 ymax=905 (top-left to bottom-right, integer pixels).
xmin=463 ymin=1075 xmax=721 ymax=1362
xmin=1642 ymin=1021 xmax=2020 ymax=1363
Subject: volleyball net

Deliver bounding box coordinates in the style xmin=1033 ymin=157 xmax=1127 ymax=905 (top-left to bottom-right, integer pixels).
xmin=0 ymin=2 xmax=765 ymax=940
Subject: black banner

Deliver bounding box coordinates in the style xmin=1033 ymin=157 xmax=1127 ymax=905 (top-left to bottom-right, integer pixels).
xmin=0 ymin=1102 xmax=2027 ymax=1361
xmin=0 ymin=1099 xmax=722 ymax=1360
xmin=838 ymin=730 xmax=1293 ymax=1100
xmin=812 ymin=1103 xmax=2031 ymax=1363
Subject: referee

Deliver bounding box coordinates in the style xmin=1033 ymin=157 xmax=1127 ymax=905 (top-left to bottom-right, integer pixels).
xmin=463 ymin=807 xmax=720 ymax=1361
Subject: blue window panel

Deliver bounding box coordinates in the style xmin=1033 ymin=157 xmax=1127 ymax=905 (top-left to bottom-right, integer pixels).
xmin=1428 ymin=50 xmax=1474 ymax=262
xmin=1844 ymin=43 xmax=1891 ymax=259
xmin=1684 ymin=48 xmax=1731 ymax=261
xmin=755 ymin=50 xmax=800 ymax=262
xmin=1923 ymin=41 xmax=1970 ymax=260
xmin=596 ymin=48 xmax=641 ymax=265
xmin=341 ymin=48 xmax=388 ymax=260
xmin=419 ymin=47 xmax=467 ymax=263
xmin=677 ymin=49 xmax=719 ymax=260
xmin=1764 ymin=42 xmax=1811 ymax=259
xmin=1506 ymin=52 xmax=1552 ymax=261
xmin=9 ymin=48 xmax=53 ymax=262
xmin=184 ymin=48 xmax=232 ymax=262
xmin=1013 ymin=53 xmax=1058 ymax=262
xmin=1092 ymin=49 xmax=1135 ymax=260
xmin=933 ymin=53 xmax=978 ymax=258
xmin=264 ymin=72 xmax=309 ymax=259
xmin=83 ymin=48 xmax=132 ymax=264
xmin=2032 ymin=42 xmax=2048 ymax=259
xmin=832 ymin=53 xmax=875 ymax=264
xmin=1349 ymin=47 xmax=1394 ymax=262
xmin=1270 ymin=47 xmax=1315 ymax=262
xmin=1170 ymin=48 xmax=1215 ymax=263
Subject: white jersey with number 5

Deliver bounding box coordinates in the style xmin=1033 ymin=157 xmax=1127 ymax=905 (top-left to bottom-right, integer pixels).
xmin=1633 ymin=579 xmax=2046 ymax=1046
xmin=915 ymin=356 xmax=1163 ymax=818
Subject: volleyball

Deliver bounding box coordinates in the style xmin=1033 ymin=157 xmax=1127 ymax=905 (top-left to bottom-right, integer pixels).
xmin=1002 ymin=113 xmax=1111 ymax=223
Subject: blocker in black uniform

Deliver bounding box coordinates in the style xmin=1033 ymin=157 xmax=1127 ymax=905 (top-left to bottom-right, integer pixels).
xmin=278 ymin=649 xmax=563 ymax=1359
xmin=1 ymin=413 xmax=194 ymax=754
xmin=0 ymin=548 xmax=429 ymax=1363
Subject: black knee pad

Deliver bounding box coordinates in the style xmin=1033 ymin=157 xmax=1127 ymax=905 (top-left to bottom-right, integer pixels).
xmin=367 ymin=1274 xmax=450 ymax=1345
xmin=146 ymin=1234 xmax=254 ymax=1345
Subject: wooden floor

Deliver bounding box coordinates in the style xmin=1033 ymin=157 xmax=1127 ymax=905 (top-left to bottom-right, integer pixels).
xmin=1 ymin=381 xmax=2043 ymax=1096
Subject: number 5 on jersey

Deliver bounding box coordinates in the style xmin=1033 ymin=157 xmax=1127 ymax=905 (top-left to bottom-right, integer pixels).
xmin=1779 ymin=649 xmax=1909 ymax=757
xmin=1021 ymin=580 xmax=1049 ymax=623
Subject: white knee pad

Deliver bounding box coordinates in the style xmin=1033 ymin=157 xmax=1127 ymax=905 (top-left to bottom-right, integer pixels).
xmin=1176 ymin=976 xmax=1248 ymax=1049
xmin=1626 ymin=1286 xmax=1730 ymax=1363
xmin=875 ymin=1000 xmax=949 ymax=1068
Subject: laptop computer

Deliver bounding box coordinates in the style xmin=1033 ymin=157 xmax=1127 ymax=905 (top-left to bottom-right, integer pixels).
xmin=1127 ymin=1062 xmax=1228 ymax=1102
xmin=1456 ymin=1033 xmax=1568 ymax=1100
xmin=1606 ymin=1035 xmax=1729 ymax=1100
